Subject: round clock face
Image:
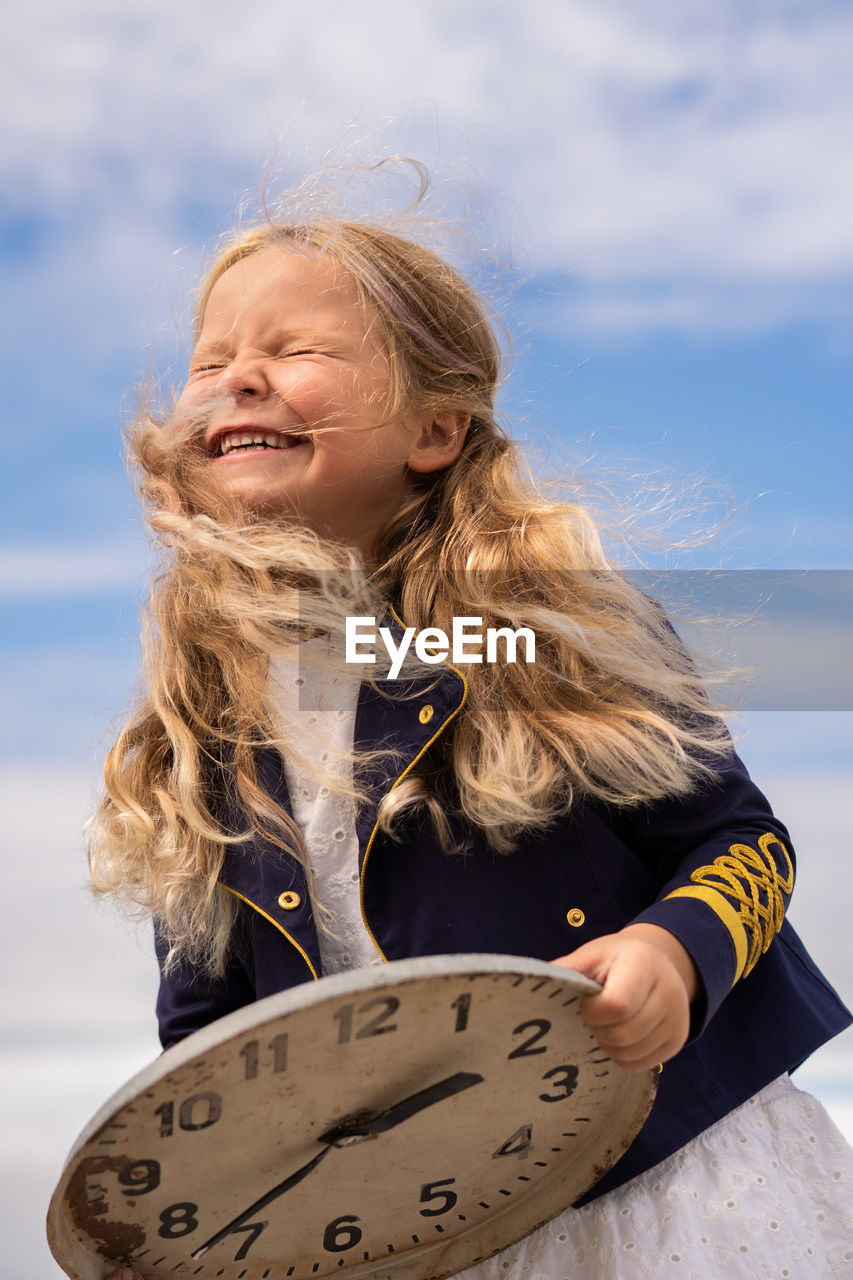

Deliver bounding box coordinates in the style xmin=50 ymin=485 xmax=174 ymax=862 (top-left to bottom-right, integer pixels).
xmin=48 ymin=954 xmax=656 ymax=1280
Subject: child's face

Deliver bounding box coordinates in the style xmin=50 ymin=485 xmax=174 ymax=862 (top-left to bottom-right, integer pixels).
xmin=175 ymin=246 xmax=466 ymax=556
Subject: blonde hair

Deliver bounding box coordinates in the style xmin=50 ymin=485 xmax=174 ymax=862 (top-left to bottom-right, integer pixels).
xmin=90 ymin=215 xmax=732 ymax=976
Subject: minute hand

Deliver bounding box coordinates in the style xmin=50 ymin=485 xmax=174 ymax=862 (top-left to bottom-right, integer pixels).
xmin=193 ymin=1070 xmax=484 ymax=1258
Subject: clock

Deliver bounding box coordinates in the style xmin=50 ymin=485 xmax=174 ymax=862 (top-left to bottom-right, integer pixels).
xmin=48 ymin=954 xmax=657 ymax=1280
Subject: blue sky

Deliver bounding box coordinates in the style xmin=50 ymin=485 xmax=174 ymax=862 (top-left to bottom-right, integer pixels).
xmin=1 ymin=2 xmax=852 ymax=1276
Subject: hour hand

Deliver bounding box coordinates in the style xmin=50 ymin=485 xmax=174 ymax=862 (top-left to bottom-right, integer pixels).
xmin=319 ymin=1070 xmax=484 ymax=1145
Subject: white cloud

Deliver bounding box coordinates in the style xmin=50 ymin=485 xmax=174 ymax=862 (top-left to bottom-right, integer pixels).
xmin=0 ymin=543 xmax=150 ymax=595
xmin=1 ymin=0 xmax=852 ymax=337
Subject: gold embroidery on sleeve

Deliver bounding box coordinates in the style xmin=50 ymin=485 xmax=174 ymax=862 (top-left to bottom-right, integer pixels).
xmin=666 ymin=833 xmax=794 ymax=983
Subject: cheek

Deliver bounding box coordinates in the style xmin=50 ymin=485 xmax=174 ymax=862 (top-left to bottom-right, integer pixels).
xmin=174 ymin=380 xmax=214 ymax=418
xmin=322 ymin=430 xmax=413 ymax=481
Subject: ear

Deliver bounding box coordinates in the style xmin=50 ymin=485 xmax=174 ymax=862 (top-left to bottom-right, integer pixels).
xmin=406 ymin=410 xmax=470 ymax=475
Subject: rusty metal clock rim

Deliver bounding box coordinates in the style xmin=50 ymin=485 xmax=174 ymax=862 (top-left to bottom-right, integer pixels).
xmin=47 ymin=953 xmax=657 ymax=1280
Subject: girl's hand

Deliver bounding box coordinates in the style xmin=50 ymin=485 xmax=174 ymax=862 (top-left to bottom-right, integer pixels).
xmin=553 ymin=923 xmax=700 ymax=1071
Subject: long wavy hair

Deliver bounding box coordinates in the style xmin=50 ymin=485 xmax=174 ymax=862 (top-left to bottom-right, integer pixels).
xmin=89 ymin=214 xmax=733 ymax=976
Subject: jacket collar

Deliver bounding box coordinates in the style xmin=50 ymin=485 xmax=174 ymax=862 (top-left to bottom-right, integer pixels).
xmin=219 ymin=601 xmax=468 ymax=887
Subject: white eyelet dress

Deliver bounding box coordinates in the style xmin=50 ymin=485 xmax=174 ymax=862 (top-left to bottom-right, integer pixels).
xmin=271 ymin=658 xmax=853 ymax=1279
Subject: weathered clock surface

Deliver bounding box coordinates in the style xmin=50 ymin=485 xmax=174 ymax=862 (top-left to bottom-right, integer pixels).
xmin=48 ymin=954 xmax=657 ymax=1280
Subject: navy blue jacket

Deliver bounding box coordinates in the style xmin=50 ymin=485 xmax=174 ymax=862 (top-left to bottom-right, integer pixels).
xmin=155 ymin=614 xmax=851 ymax=1203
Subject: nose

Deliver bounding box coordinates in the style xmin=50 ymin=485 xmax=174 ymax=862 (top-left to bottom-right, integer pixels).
xmin=216 ymin=354 xmax=270 ymax=399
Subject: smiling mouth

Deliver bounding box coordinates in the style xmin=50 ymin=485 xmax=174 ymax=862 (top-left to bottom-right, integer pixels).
xmin=213 ymin=430 xmax=308 ymax=458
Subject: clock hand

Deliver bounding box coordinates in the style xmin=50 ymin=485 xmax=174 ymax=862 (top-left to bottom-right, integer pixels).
xmin=319 ymin=1070 xmax=485 ymax=1144
xmin=192 ymin=1071 xmax=484 ymax=1258
xmin=191 ymin=1145 xmax=332 ymax=1258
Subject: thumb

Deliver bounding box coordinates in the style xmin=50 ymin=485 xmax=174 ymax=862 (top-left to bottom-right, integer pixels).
xmin=552 ymin=937 xmax=616 ymax=987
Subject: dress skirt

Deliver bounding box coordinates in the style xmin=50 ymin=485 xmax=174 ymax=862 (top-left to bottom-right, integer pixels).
xmin=460 ymin=1075 xmax=853 ymax=1279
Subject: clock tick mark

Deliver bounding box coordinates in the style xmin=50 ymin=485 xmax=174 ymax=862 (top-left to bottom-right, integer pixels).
xmin=152 ymin=1259 xmax=167 ymax=1268
xmin=498 ymin=1189 xmax=511 ymax=1197
xmin=286 ymin=1267 xmax=295 ymax=1275
xmin=386 ymin=1244 xmax=395 ymax=1252
xmin=529 ymin=979 xmax=547 ymax=992
xmin=434 ymin=1224 xmax=445 ymax=1233
xmin=312 ymin=1264 xmax=320 ymax=1273
xmin=363 ymin=1252 xmax=371 ymax=1262
xmin=562 ymin=1132 xmax=577 ymax=1138
xmin=534 ymin=1161 xmax=548 ymax=1168
xmin=517 ymin=1176 xmax=531 ymax=1182
xmin=411 ymin=1235 xmax=420 ymax=1244
xmin=479 ymin=1202 xmax=490 ymax=1209
xmin=551 ymin=1147 xmax=562 ymax=1153
xmin=457 ymin=1215 xmax=467 ymax=1222
xmin=562 ymin=996 xmax=578 ymax=1007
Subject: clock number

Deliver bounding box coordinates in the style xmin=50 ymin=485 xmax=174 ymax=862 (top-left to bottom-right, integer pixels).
xmin=181 ymin=1090 xmax=222 ymax=1130
xmin=117 ymin=1159 xmax=161 ymax=1196
xmin=323 ymin=1215 xmax=363 ymax=1252
xmin=451 ymin=992 xmax=472 ymax=1032
xmin=155 ymin=1102 xmax=174 ymax=1137
xmin=239 ymin=1039 xmax=259 ymax=1079
xmin=418 ymin=1178 xmax=458 ymax=1216
xmin=333 ymin=996 xmax=400 ymax=1044
xmin=491 ymin=1125 xmax=533 ymax=1160
xmin=507 ymin=1019 xmax=551 ymax=1059
xmin=230 ymin=1220 xmax=268 ymax=1261
xmin=240 ymin=1033 xmax=289 ymax=1080
xmin=155 ymin=1091 xmax=222 ymax=1137
xmin=271 ymin=1031 xmax=289 ymax=1072
xmin=539 ymin=1064 xmax=579 ymax=1102
xmin=158 ymin=1202 xmax=199 ymax=1238
xmin=334 ymin=1004 xmax=354 ymax=1044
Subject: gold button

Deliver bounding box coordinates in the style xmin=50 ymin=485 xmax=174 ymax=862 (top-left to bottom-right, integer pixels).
xmin=278 ymin=891 xmax=301 ymax=910
xmin=418 ymin=704 xmax=434 ymax=724
xmin=566 ymin=908 xmax=585 ymax=927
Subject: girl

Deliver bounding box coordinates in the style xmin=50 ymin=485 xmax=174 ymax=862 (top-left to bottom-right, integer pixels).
xmin=92 ymin=206 xmax=853 ymax=1278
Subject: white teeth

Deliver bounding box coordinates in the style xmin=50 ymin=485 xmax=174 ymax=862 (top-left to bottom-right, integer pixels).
xmin=217 ymin=431 xmax=304 ymax=456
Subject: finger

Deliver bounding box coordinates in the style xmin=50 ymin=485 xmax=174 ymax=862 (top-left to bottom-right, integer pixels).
xmin=579 ymin=963 xmax=655 ymax=1032
xmin=595 ymin=998 xmax=689 ymax=1069
xmin=587 ymin=995 xmax=669 ymax=1045
xmin=599 ymin=1024 xmax=685 ymax=1071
